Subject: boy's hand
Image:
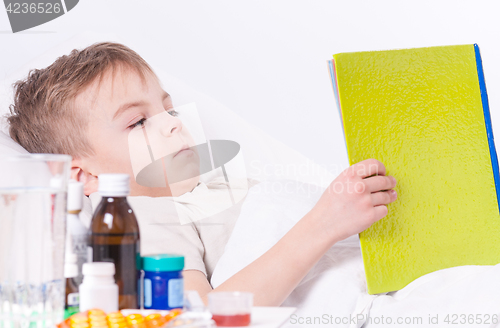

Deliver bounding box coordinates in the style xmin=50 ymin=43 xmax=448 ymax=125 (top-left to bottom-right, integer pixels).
xmin=313 ymin=158 xmax=397 ymax=243
xmin=209 ymin=159 xmax=396 ymax=306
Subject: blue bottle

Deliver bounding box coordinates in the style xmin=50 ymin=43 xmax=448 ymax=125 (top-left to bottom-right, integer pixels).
xmin=141 ymin=254 xmax=184 ymax=310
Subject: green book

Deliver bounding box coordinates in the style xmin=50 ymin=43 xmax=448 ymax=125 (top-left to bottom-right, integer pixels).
xmin=328 ymin=44 xmax=500 ymax=294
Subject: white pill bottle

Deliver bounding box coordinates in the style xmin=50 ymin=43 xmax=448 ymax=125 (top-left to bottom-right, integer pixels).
xmin=79 ymin=262 xmax=119 ymax=313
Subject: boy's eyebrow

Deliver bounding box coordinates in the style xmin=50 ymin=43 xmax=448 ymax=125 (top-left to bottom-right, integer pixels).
xmin=113 ymin=91 xmax=170 ymax=121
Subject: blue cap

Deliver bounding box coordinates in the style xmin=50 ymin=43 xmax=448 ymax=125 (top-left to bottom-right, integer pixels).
xmin=142 ymin=254 xmax=184 ymax=272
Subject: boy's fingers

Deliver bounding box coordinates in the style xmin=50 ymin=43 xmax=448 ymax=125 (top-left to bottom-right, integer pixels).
xmin=373 ymin=204 xmax=389 ymax=221
xmin=365 ymin=176 xmax=397 ymax=192
xmin=371 ymin=190 xmax=397 ymax=206
xmin=354 ymin=159 xmax=386 ymax=178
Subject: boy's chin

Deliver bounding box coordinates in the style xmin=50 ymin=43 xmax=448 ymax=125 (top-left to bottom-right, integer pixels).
xmin=134 ymin=153 xmax=200 ymax=188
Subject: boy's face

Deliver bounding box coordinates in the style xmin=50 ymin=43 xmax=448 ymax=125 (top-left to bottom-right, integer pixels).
xmin=74 ymin=66 xmax=200 ymax=197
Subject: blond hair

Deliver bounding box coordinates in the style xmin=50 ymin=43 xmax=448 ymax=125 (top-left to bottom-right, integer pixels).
xmin=7 ymin=42 xmax=155 ymax=158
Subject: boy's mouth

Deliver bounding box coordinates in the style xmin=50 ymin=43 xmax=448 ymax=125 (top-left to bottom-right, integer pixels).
xmin=133 ymin=140 xmax=240 ymax=187
xmin=174 ymin=144 xmax=192 ymax=158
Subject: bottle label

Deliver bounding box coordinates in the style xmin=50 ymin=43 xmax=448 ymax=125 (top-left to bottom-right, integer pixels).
xmin=144 ymin=278 xmax=152 ymax=308
xmin=67 ymin=292 xmax=79 ymax=306
xmin=168 ymin=278 xmax=184 ymax=308
xmin=72 ymin=233 xmax=88 ymax=264
xmin=64 ymin=293 xmax=80 ymax=319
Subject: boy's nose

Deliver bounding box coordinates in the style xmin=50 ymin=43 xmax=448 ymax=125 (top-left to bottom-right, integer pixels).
xmin=160 ymin=116 xmax=182 ymax=137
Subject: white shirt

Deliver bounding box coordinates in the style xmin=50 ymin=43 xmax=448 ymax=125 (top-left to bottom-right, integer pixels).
xmin=88 ymin=176 xmax=260 ymax=283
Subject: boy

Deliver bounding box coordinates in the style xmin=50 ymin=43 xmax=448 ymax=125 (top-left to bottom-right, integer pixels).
xmin=6 ymin=42 xmax=397 ymax=305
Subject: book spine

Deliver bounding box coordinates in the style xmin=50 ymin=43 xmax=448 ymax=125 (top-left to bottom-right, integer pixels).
xmin=474 ymin=44 xmax=500 ymax=212
xmin=328 ymin=60 xmax=341 ymax=118
xmin=328 ymin=59 xmax=350 ymax=159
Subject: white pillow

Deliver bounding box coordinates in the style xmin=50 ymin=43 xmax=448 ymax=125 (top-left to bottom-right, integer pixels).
xmin=0 ymin=31 xmax=334 ymax=188
xmin=0 ymin=130 xmax=28 ymax=156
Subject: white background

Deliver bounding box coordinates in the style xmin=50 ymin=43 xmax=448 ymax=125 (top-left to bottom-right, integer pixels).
xmin=1 ymin=0 xmax=499 ymax=172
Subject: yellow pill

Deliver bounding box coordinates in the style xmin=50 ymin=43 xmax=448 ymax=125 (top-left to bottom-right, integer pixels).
xmin=170 ymin=309 xmax=182 ymax=315
xmin=70 ymin=315 xmax=89 ymax=324
xmin=107 ymin=312 xmax=124 ymax=319
xmin=164 ymin=309 xmax=182 ymax=323
xmin=108 ymin=315 xmax=125 ymax=320
xmin=107 ymin=317 xmax=125 ymax=322
xmin=146 ymin=319 xmax=165 ymax=328
xmin=109 ymin=322 xmax=128 ymax=328
xmin=89 ymin=314 xmax=106 ymax=321
xmin=126 ymin=314 xmax=144 ymax=322
xmin=108 ymin=321 xmax=125 ymax=327
xmin=129 ymin=324 xmax=146 ymax=328
xmin=89 ymin=323 xmax=108 ymax=328
xmin=127 ymin=319 xmax=145 ymax=325
xmin=145 ymin=314 xmax=161 ymax=321
xmin=167 ymin=309 xmax=182 ymax=318
xmin=71 ymin=323 xmax=90 ymax=328
xmin=88 ymin=309 xmax=106 ymax=316
xmin=89 ymin=319 xmax=107 ymax=325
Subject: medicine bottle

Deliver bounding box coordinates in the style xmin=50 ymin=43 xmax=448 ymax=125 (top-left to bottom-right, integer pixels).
xmin=79 ymin=262 xmax=119 ymax=313
xmin=89 ymin=174 xmax=141 ymax=309
xmin=64 ymin=252 xmax=80 ymax=318
xmin=67 ymin=180 xmax=88 ymax=284
xmin=142 ymin=254 xmax=184 ymax=310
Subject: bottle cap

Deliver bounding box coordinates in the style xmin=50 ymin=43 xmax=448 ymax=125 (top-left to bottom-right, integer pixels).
xmin=82 ymin=262 xmax=116 ymax=277
xmin=68 ymin=179 xmax=84 ymax=211
xmin=142 ymin=254 xmax=184 ymax=272
xmin=98 ymin=174 xmax=130 ymax=197
xmin=64 ymin=252 xmax=78 ymax=278
xmin=65 ymin=252 xmax=77 ymax=263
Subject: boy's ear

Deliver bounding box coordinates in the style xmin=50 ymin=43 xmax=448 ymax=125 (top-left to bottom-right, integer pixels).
xmin=71 ymin=158 xmax=98 ymax=196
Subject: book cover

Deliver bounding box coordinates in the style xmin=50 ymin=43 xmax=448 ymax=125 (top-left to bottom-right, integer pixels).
xmin=328 ymin=44 xmax=500 ymax=294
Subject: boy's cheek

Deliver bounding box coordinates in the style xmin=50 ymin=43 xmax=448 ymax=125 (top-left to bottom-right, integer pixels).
xmin=90 ymin=138 xmax=132 ymax=172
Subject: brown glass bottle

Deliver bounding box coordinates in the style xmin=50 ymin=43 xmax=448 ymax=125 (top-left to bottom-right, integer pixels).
xmin=89 ymin=174 xmax=140 ymax=310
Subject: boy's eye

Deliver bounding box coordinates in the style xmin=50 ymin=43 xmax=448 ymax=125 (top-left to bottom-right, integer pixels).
xmin=128 ymin=111 xmax=177 ymax=129
xmin=168 ymin=110 xmax=179 ymax=117
xmin=129 ymin=118 xmax=146 ymax=129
